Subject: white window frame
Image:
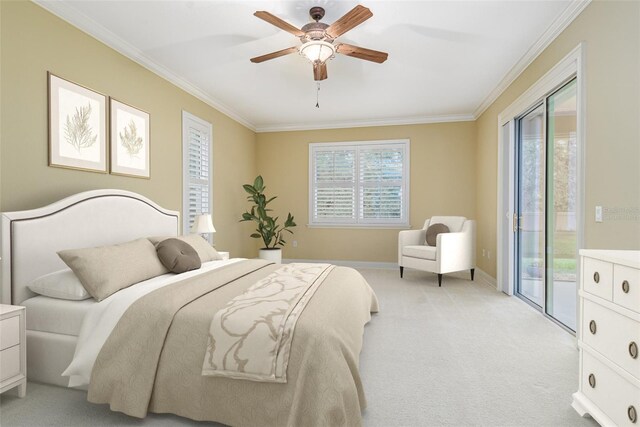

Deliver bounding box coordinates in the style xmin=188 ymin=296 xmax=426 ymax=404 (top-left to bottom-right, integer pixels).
xmin=308 ymin=139 xmax=410 ymax=228
xmin=182 ymin=111 xmax=213 ymax=236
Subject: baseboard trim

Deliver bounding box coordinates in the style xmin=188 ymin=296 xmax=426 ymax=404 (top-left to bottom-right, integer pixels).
xmin=474 ymin=268 xmax=497 ymax=289
xmin=283 ymin=258 xmax=398 ymax=270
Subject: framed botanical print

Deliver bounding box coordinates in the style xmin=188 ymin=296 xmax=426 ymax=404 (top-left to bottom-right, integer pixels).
xmin=110 ymin=99 xmax=150 ymax=178
xmin=48 ymin=73 xmax=107 ymax=173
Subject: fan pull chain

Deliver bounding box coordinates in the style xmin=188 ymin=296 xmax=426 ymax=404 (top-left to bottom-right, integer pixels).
xmin=315 ymin=82 xmax=320 ymax=108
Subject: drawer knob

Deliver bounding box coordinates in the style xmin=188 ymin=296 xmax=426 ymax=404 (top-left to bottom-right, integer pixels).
xmin=589 ymin=320 xmax=597 ymax=334
xmin=622 ymin=280 xmax=630 ymax=294
xmin=630 ymin=342 xmax=639 ymax=359
xmin=629 ymin=405 xmax=637 ymax=424
xmin=588 ymin=373 xmax=596 ymax=388
xmin=593 ymin=272 xmax=600 ymax=283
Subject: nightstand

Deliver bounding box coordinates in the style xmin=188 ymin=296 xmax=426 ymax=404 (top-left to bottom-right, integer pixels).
xmin=218 ymin=251 xmax=230 ymax=260
xmin=0 ymin=304 xmax=26 ymax=397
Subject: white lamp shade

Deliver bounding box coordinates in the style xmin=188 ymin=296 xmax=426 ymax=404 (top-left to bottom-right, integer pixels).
xmin=300 ymin=41 xmax=335 ymax=63
xmin=191 ymin=214 xmax=216 ymax=234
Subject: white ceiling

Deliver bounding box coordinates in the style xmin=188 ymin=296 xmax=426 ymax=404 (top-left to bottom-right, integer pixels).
xmin=38 ymin=0 xmax=583 ymax=131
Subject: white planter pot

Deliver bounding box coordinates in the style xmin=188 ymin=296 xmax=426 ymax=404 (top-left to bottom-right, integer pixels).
xmin=259 ymin=248 xmax=282 ymax=264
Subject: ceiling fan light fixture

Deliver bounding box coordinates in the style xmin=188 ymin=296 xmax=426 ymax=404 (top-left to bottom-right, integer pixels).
xmin=299 ymin=40 xmax=335 ymax=64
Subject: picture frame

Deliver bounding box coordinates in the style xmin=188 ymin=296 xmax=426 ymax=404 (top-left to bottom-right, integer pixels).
xmin=48 ymin=72 xmax=108 ymax=173
xmin=109 ymin=98 xmax=150 ymax=179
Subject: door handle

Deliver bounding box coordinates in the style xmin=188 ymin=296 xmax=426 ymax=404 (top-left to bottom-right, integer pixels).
xmin=513 ymin=213 xmax=523 ymax=232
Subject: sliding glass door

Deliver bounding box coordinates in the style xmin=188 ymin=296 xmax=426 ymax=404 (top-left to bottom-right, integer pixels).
xmin=545 ymin=80 xmax=578 ymax=329
xmin=515 ymin=78 xmax=578 ymax=331
xmin=516 ymin=104 xmax=545 ymax=308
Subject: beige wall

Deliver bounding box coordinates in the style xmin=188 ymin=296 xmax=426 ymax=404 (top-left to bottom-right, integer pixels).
xmin=256 ymin=122 xmax=477 ymax=262
xmin=475 ymin=0 xmax=640 ymax=277
xmin=0 ymin=1 xmax=258 ymax=258
xmin=2 ymin=1 xmax=637 ymax=271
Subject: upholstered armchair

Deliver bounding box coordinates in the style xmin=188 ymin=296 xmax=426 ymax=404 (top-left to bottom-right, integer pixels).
xmin=398 ymin=216 xmax=476 ymax=286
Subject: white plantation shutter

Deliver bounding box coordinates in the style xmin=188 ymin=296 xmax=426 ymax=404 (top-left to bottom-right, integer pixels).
xmin=182 ymin=112 xmax=212 ymax=235
xmin=312 ymin=148 xmax=356 ymax=223
xmin=310 ymin=140 xmax=409 ymax=226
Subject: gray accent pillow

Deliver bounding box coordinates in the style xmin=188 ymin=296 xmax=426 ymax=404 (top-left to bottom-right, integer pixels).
xmin=426 ymin=223 xmax=450 ymax=246
xmin=58 ymin=238 xmax=169 ymax=301
xmin=156 ymin=238 xmax=202 ymax=273
xmin=148 ymin=234 xmax=222 ymax=263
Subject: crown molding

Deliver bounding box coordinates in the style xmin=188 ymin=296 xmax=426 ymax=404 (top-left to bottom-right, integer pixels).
xmin=254 ymin=113 xmax=476 ymax=133
xmin=472 ymin=0 xmax=591 ymax=119
xmin=33 ymin=0 xmax=256 ymax=131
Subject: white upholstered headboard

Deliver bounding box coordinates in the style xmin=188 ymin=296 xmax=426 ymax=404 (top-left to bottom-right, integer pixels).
xmin=1 ymin=189 xmax=180 ymax=305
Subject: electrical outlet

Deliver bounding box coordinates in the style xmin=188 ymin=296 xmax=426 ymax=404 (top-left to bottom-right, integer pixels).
xmin=482 ymin=249 xmax=486 ymax=257
xmin=487 ymin=251 xmax=491 ymax=259
xmin=292 ymin=240 xmax=298 ymax=248
xmin=595 ymin=206 xmax=603 ymax=223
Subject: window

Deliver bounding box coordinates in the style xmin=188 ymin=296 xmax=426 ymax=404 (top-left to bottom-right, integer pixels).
xmin=309 ymin=140 xmax=409 ymax=227
xmin=182 ymin=111 xmax=212 ymax=235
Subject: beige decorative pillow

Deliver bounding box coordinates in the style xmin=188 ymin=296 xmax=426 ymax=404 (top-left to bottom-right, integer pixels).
xmin=58 ymin=238 xmax=169 ymax=301
xmin=156 ymin=238 xmax=202 ymax=273
xmin=426 ymin=223 xmax=450 ymax=246
xmin=148 ymin=234 xmax=222 ymax=263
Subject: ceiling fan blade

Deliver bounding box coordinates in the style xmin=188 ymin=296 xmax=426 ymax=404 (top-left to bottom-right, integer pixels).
xmin=313 ymin=62 xmax=328 ymax=81
xmin=254 ymin=11 xmax=304 ymax=37
xmin=250 ymin=46 xmax=298 ymax=63
xmin=336 ymin=43 xmax=388 ymax=63
xmin=325 ymin=5 xmax=373 ymax=39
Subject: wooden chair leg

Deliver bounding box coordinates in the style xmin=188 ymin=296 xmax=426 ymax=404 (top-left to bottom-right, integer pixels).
xmin=471 ymin=268 xmax=475 ymax=281
xmin=399 ymin=266 xmax=404 ymax=278
xmin=438 ymin=274 xmax=442 ymax=287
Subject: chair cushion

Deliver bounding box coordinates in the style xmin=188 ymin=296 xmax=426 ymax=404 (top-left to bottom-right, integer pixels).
xmin=402 ymin=245 xmax=437 ymax=260
xmin=428 ymin=216 xmax=467 ymax=232
xmin=426 ymin=223 xmax=449 ymax=246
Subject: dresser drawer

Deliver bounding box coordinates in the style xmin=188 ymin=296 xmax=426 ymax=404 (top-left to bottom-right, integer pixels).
xmin=584 ymin=257 xmax=613 ymax=300
xmin=0 ymin=316 xmax=20 ymax=351
xmin=0 ymin=345 xmax=20 ymax=382
xmin=582 ymin=351 xmax=640 ymax=426
xmin=583 ymin=299 xmax=640 ymax=379
xmin=615 ymin=264 xmax=640 ymax=313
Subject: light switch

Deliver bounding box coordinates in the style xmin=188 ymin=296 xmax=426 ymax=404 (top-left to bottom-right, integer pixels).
xmin=595 ymin=206 xmax=603 ymax=223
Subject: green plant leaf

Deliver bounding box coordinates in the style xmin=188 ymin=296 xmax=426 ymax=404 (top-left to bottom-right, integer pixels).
xmin=250 ymin=233 xmax=261 ymax=238
xmin=254 ymin=175 xmax=264 ymax=191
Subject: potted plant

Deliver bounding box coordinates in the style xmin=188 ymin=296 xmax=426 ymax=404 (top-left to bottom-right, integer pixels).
xmin=240 ymin=175 xmax=296 ymax=263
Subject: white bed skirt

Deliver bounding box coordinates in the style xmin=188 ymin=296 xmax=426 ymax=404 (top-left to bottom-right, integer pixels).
xmin=27 ymin=330 xmax=84 ymax=389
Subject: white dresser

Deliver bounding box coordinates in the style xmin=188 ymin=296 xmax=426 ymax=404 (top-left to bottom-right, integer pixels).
xmin=0 ymin=304 xmax=26 ymax=397
xmin=572 ymin=250 xmax=640 ymax=426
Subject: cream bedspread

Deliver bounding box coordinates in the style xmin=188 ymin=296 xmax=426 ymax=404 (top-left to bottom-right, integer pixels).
xmin=87 ymin=259 xmax=379 ymax=427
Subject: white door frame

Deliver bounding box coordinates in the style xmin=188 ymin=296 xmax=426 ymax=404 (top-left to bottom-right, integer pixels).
xmin=496 ymin=43 xmax=586 ymax=301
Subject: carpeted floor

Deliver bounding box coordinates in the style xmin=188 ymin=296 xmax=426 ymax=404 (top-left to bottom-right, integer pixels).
xmin=0 ymin=268 xmax=598 ymax=426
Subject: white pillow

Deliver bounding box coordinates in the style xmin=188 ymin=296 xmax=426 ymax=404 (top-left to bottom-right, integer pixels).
xmin=28 ymin=269 xmax=91 ymax=301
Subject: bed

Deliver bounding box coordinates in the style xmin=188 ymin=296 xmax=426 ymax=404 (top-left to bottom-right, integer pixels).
xmin=0 ymin=189 xmax=378 ymax=426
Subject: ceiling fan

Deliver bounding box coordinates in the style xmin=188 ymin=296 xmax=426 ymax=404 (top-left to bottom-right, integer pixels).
xmin=250 ymin=5 xmax=388 ymax=81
